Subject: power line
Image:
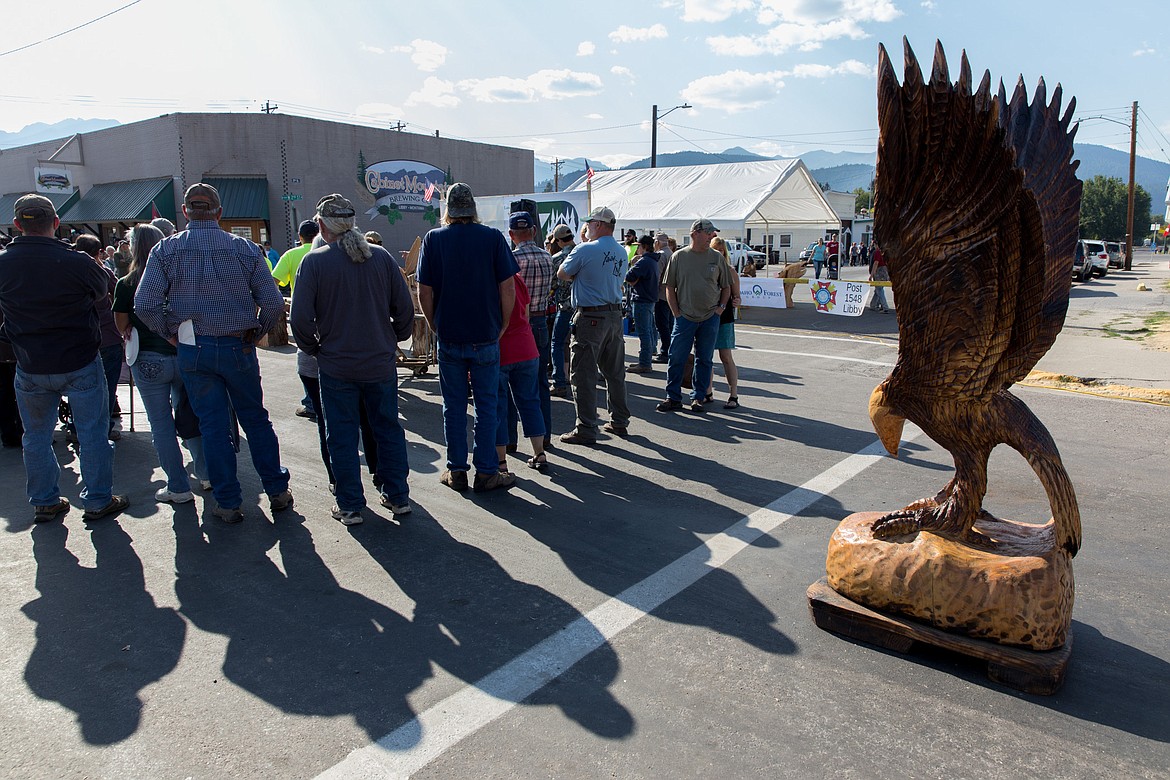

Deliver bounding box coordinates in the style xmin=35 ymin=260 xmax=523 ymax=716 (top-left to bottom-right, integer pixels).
xmin=0 ymin=0 xmax=143 ymax=58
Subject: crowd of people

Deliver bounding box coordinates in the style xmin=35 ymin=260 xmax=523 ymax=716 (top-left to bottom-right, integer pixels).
xmin=0 ymin=179 xmax=824 ymax=526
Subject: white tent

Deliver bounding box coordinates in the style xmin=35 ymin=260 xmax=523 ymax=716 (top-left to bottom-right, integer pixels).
xmin=565 ymin=159 xmax=841 ymax=242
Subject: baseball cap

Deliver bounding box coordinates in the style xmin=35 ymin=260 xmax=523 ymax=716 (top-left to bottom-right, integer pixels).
xmin=13 ymin=193 xmax=56 ymax=221
xmin=184 ymin=183 xmax=221 ymax=210
xmin=690 ymin=218 xmax=719 ymax=233
xmin=551 ymin=224 xmax=574 ymax=240
xmin=508 ymin=211 xmax=534 ymax=230
xmin=316 ymin=193 xmax=356 ymax=218
xmin=364 ymin=231 xmax=383 ymax=245
xmin=446 ymin=182 xmax=477 ymax=218
xmin=585 ymin=206 xmax=616 ymax=224
xmin=298 ymin=219 xmax=320 ymax=239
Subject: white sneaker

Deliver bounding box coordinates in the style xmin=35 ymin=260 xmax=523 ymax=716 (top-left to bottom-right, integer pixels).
xmin=155 ymin=487 xmax=195 ymax=503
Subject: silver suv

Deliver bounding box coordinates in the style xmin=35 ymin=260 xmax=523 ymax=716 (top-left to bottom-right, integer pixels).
xmin=1081 ymin=240 xmax=1109 ymax=278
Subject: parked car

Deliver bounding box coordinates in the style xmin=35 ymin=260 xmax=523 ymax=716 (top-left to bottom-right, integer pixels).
xmin=1082 ymin=239 xmax=1109 ymax=278
xmin=1072 ymin=242 xmax=1092 ymax=282
xmin=725 ymin=239 xmax=767 ymax=271
xmin=1104 ymin=241 xmax=1124 ymax=268
xmin=798 ymin=242 xmax=817 ymax=262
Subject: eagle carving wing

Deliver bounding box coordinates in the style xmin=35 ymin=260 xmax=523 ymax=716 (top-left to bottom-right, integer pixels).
xmin=868 ymin=40 xmax=1083 ymax=556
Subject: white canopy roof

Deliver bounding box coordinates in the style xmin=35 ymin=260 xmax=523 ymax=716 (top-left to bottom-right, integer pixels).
xmin=565 ymin=158 xmax=841 ymax=236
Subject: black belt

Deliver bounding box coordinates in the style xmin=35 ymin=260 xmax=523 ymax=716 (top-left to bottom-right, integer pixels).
xmin=579 ymin=303 xmax=621 ymax=312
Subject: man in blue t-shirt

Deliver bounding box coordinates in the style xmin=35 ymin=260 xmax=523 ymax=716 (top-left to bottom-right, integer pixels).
xmin=417 ymin=183 xmax=520 ymax=493
xmin=556 ymin=205 xmax=631 ymax=444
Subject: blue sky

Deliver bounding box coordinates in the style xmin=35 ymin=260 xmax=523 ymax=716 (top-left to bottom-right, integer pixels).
xmin=3 ymin=0 xmax=1167 ymax=168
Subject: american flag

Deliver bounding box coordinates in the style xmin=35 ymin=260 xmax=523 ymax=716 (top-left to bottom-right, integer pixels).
xmin=424 ymin=180 xmax=435 ymax=202
xmin=585 ymin=159 xmax=595 ymax=181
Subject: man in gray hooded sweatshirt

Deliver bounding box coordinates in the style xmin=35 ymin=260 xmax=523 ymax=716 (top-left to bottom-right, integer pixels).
xmin=290 ymin=194 xmax=416 ymax=524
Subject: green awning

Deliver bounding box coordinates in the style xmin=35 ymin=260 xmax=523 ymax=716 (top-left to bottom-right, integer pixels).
xmin=0 ymin=189 xmax=80 ymax=220
xmin=204 ymin=177 xmax=269 ymax=220
xmin=59 ymin=177 xmax=174 ymax=223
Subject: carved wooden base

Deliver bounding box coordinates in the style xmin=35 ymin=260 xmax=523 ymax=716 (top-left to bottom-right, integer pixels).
xmin=807 ymin=578 xmax=1071 ymax=694
xmin=826 ymin=512 xmax=1073 ymax=651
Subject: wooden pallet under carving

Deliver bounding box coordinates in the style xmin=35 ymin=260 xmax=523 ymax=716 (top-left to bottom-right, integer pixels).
xmin=807 ymin=577 xmax=1071 ymax=695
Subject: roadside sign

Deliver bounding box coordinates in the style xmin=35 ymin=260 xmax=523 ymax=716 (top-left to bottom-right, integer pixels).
xmin=281 ymin=194 xmax=303 ymax=202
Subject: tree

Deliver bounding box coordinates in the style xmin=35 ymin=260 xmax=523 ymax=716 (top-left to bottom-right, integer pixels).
xmin=1079 ymin=175 xmax=1152 ymax=247
xmin=854 ymin=186 xmax=872 ymax=213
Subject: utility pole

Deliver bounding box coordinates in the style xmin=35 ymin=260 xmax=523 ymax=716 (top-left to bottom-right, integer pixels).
xmin=390 ymin=121 xmax=406 ymax=132
xmin=552 ymin=158 xmax=564 ymax=192
xmin=651 ymin=103 xmax=692 ymax=168
xmin=1125 ymin=101 xmax=1137 ymax=270
xmin=261 ymin=100 xmax=278 ymax=114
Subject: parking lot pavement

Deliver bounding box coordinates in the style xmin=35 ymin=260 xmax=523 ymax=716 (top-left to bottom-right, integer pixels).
xmin=0 ymin=282 xmax=1167 ymax=779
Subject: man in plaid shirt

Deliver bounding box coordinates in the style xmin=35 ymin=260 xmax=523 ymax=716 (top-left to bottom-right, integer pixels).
xmin=136 ymin=183 xmax=293 ymax=524
xmin=507 ymin=212 xmax=554 ymax=447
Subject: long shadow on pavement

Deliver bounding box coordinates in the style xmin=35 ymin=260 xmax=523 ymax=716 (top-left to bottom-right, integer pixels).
xmin=22 ymin=519 xmax=186 ymax=745
xmin=348 ymin=508 xmax=634 ymax=738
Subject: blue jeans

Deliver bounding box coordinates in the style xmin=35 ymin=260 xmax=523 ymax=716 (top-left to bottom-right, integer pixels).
xmin=654 ymin=299 xmax=674 ymax=354
xmin=871 ymin=284 xmax=889 ymax=310
xmin=666 ymin=314 xmax=720 ymax=402
xmin=497 ymin=358 xmax=546 ymax=446
xmin=131 ymin=351 xmax=192 ymax=493
xmin=530 ymin=315 xmax=552 ymax=440
xmin=437 ymin=340 xmax=500 ymax=475
xmin=633 ymin=301 xmax=656 ymax=367
xmin=319 ymin=371 xmax=409 ymax=511
xmin=14 ymin=356 xmax=113 ymax=511
xmin=550 ymin=308 xmax=574 ymax=388
xmin=99 ymin=343 xmax=124 ymax=418
xmin=178 ymin=336 xmax=289 ymax=509
xmin=508 ymin=315 xmax=552 ymax=444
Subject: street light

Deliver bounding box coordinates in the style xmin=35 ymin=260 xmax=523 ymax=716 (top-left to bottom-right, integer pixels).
xmin=651 ymin=103 xmax=692 ymax=168
xmin=1079 ymin=105 xmax=1138 ymax=270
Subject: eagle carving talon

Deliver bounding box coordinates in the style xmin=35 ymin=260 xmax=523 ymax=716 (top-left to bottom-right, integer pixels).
xmin=871 ymin=510 xmax=923 ymax=538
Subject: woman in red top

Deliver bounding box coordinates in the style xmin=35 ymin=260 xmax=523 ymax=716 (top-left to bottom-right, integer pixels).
xmin=496 ymin=274 xmax=549 ymax=471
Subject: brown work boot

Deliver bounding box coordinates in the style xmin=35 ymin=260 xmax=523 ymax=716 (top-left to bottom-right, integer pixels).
xmin=441 ymin=469 xmax=469 ymax=492
xmin=473 ymin=470 xmax=516 ymax=493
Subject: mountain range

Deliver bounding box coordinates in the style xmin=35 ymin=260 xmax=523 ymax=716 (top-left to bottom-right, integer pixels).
xmin=540 ymin=144 xmax=1170 ymax=211
xmin=3 ymin=118 xmax=1166 ymax=213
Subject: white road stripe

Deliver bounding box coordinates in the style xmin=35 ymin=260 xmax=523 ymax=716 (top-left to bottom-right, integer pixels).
xmin=316 ymin=432 xmax=918 ymax=780
xmin=738 ymin=346 xmax=895 ymax=367
xmin=737 ymin=328 xmax=896 ymax=347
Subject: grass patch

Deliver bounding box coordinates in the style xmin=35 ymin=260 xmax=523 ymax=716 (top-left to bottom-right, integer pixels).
xmin=1144 ymin=311 xmax=1170 ymax=330
xmin=1102 ymin=317 xmax=1148 ymax=339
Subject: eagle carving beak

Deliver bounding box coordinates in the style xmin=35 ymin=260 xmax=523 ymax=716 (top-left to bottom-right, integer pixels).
xmin=869 ymin=384 xmax=905 ymax=457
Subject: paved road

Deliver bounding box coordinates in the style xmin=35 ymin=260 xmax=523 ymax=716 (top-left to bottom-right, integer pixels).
xmin=0 ymin=253 xmax=1167 ymax=779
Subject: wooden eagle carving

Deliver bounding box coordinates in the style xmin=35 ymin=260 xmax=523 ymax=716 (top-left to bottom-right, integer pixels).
xmin=868 ymin=40 xmax=1083 ymax=556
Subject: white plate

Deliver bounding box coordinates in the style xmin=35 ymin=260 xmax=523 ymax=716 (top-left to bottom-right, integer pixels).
xmin=125 ymin=328 xmax=140 ymax=366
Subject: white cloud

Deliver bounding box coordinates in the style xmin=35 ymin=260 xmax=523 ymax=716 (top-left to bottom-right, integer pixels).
xmin=681 ymin=69 xmax=786 ymax=113
xmin=920 ymin=0 xmax=936 ymax=9
xmin=406 ymin=77 xmax=460 ymax=108
xmin=750 ymin=141 xmax=789 ymax=157
xmin=354 ymin=102 xmax=404 ymax=120
xmin=1133 ymin=47 xmax=1156 ymax=57
xmin=679 ymin=59 xmax=872 ymax=112
xmin=585 ymin=113 xmax=604 ymax=119
xmin=683 ymin=0 xmax=753 ymax=22
xmin=577 ymin=41 xmax=596 ymax=56
xmin=519 ymin=137 xmax=558 ymax=154
xmin=390 ymin=39 xmax=449 ymax=71
xmin=608 ymin=24 xmax=669 ymax=43
xmin=711 ymin=0 xmax=901 ymax=55
xmin=459 ymin=69 xmax=604 ymax=103
xmin=791 ymin=59 xmax=873 ymax=78
xmin=593 ymin=153 xmax=645 ymax=169
xmin=360 ymin=43 xmax=385 ymax=55
xmin=610 ymin=65 xmax=635 ymax=83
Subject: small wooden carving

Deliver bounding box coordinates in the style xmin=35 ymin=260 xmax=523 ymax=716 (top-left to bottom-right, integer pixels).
xmin=815 ymin=40 xmax=1084 ymax=687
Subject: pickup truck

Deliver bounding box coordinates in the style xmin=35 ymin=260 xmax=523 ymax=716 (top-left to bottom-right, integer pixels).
xmin=725 ymin=240 xmax=767 ymax=271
